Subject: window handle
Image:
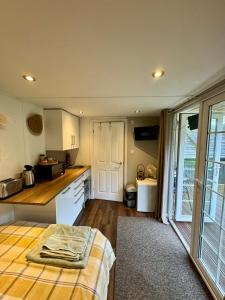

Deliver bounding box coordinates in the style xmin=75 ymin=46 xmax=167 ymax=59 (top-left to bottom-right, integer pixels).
xmin=195 ymin=178 xmax=203 ymax=188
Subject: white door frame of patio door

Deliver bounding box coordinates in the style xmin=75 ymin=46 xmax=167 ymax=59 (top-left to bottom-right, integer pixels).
xmin=190 ymin=90 xmax=225 ymax=300
xmin=175 ymin=113 xmax=198 ymax=222
xmin=90 ymin=118 xmax=127 ymax=201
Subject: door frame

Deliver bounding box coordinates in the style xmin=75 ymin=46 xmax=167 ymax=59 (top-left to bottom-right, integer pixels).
xmin=175 ymin=113 xmax=198 ymax=222
xmin=90 ymin=118 xmax=128 ymax=200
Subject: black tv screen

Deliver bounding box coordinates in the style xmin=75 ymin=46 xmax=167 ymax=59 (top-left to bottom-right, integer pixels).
xmin=187 ymin=114 xmax=199 ymax=130
xmin=134 ymin=126 xmax=159 ymax=140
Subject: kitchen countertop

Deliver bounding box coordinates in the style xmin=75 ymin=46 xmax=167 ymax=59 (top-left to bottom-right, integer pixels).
xmin=0 ymin=166 xmax=90 ymax=206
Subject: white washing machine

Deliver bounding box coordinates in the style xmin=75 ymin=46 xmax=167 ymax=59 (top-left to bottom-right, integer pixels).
xmin=136 ymin=178 xmax=157 ymax=212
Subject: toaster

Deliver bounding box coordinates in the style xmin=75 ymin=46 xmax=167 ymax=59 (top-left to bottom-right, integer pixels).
xmin=0 ymin=178 xmax=23 ymax=199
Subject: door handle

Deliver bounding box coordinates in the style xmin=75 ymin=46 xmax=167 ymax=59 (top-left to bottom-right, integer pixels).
xmin=115 ymin=162 xmax=123 ymax=165
xmin=195 ymin=178 xmax=203 ymax=188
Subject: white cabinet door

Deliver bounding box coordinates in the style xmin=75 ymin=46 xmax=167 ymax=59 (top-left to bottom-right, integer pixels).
xmin=67 ymin=114 xmax=79 ymax=149
xmin=45 ymin=109 xmax=80 ymax=151
xmin=56 ymin=175 xmax=85 ymax=225
xmin=56 ymin=196 xmax=74 ymax=225
xmin=62 ymin=111 xmax=79 ymax=150
xmin=45 ymin=110 xmax=63 ymax=151
xmin=73 ymin=116 xmax=80 ymax=148
xmin=62 ymin=110 xmax=73 ymax=150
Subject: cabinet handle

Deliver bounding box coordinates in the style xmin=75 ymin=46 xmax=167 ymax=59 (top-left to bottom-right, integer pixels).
xmin=62 ymin=187 xmax=71 ymax=194
xmin=74 ymin=193 xmax=84 ymax=205
xmin=74 ymin=181 xmax=84 ymax=191
xmin=74 ymin=187 xmax=84 ymax=198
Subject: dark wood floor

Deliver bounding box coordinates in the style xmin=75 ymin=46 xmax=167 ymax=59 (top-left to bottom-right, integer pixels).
xmin=76 ymin=199 xmax=153 ymax=300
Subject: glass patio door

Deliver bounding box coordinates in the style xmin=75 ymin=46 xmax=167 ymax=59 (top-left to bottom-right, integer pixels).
xmin=175 ymin=113 xmax=198 ymax=222
xmin=194 ymin=96 xmax=225 ymax=299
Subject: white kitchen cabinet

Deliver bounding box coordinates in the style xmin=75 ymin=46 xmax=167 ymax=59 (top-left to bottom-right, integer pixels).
xmin=56 ymin=173 xmax=85 ymax=225
xmin=45 ymin=109 xmax=80 ymax=151
xmin=14 ymin=169 xmax=90 ymax=225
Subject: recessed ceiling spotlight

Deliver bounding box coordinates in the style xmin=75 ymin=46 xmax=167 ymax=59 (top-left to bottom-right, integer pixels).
xmin=152 ymin=70 xmax=165 ymax=78
xmin=22 ymin=75 xmax=36 ymax=82
xmin=135 ymin=110 xmax=141 ymax=113
xmin=79 ymin=111 xmax=84 ymax=115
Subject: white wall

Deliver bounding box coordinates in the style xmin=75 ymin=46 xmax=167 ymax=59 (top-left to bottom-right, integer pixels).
xmin=76 ymin=117 xmax=91 ymax=165
xmin=127 ymin=117 xmax=159 ymax=183
xmin=0 ymin=91 xmax=45 ymax=223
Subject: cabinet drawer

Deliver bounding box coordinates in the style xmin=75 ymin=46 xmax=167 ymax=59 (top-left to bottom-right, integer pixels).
xmin=72 ymin=192 xmax=84 ymax=222
xmin=83 ymin=169 xmax=91 ymax=181
xmin=58 ymin=185 xmax=73 ymax=198
xmin=71 ymin=181 xmax=84 ymax=194
xmin=71 ymin=175 xmax=84 ymax=189
xmin=73 ymin=186 xmax=84 ymax=201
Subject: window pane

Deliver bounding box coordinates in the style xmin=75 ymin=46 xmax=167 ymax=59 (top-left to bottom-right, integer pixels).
xmin=208 ymin=134 xmax=216 ymax=160
xmin=220 ymin=230 xmax=225 ymax=261
xmin=203 ymin=189 xmax=223 ymax=225
xmin=202 ymin=215 xmax=221 ymax=250
xmin=208 ymin=133 xmax=225 ymax=162
xmin=210 ymin=118 xmax=218 ymax=132
xmin=219 ymin=259 xmax=225 ymax=294
xmin=210 ymin=103 xmax=225 ymax=132
xmin=201 ymin=239 xmax=217 ymax=280
xmin=206 ymin=162 xmax=225 ymax=196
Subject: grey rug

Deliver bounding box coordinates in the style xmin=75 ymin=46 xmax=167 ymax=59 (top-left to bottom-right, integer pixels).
xmin=115 ymin=217 xmax=212 ymax=300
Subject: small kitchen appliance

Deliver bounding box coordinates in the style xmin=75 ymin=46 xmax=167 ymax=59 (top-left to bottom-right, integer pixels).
xmin=35 ymin=162 xmax=64 ymax=181
xmin=0 ymin=178 xmax=23 ymax=199
xmin=22 ymin=165 xmax=35 ymax=188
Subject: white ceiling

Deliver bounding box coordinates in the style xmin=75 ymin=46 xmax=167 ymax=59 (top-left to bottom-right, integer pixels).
xmin=0 ymin=0 xmax=225 ymax=117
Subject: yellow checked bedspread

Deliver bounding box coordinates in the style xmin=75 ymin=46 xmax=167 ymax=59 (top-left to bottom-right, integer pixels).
xmin=0 ymin=221 xmax=115 ymax=300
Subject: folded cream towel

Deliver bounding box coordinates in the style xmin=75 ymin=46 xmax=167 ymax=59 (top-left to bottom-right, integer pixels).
xmin=40 ymin=225 xmax=91 ymax=261
xmin=26 ymin=224 xmax=95 ymax=269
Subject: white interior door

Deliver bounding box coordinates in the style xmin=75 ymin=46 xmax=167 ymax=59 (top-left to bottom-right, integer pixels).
xmin=93 ymin=121 xmax=124 ymax=201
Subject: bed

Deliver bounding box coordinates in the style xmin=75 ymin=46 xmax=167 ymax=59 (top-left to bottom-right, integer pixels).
xmin=0 ymin=220 xmax=115 ymax=300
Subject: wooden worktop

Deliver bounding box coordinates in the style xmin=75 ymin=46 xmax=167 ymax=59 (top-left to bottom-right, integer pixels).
xmin=1 ymin=167 xmax=90 ymax=206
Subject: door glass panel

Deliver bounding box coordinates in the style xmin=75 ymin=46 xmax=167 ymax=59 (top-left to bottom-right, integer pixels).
xmin=206 ymin=162 xmax=225 ymax=196
xmin=201 ymin=239 xmax=217 ymax=280
xmin=208 ymin=133 xmax=225 ymax=161
xmin=203 ymin=189 xmax=223 ymax=225
xmin=218 ymin=259 xmax=225 ymax=294
xmin=201 ymin=216 xmax=221 ymax=250
xmin=199 ymin=100 xmax=225 ymax=296
xmin=210 ymin=103 xmax=225 ymax=132
xmin=171 ymin=109 xmax=199 ymax=249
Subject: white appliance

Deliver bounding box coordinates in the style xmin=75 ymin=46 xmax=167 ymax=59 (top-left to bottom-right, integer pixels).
xmin=136 ymin=178 xmax=157 ymax=212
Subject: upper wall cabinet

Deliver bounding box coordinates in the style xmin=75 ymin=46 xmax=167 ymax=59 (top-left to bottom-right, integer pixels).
xmin=44 ymin=109 xmax=80 ymax=151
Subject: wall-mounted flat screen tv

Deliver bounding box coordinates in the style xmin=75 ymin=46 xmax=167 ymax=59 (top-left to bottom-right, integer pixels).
xmin=187 ymin=114 xmax=199 ymax=130
xmin=134 ymin=126 xmax=159 ymax=140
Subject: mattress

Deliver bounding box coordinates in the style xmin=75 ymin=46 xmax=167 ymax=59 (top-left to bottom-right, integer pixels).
xmin=0 ymin=221 xmax=115 ymax=300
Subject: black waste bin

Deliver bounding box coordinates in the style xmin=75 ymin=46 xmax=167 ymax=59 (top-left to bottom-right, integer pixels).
xmin=124 ymin=184 xmax=137 ymax=208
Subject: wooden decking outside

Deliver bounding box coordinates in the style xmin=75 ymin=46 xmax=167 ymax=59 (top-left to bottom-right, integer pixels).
xmin=174 ymin=221 xmax=192 ymax=246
